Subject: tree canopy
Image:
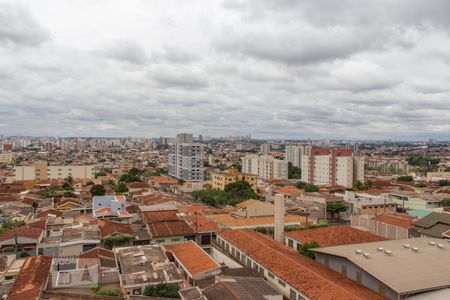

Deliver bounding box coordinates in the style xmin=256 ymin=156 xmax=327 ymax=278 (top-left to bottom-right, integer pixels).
xmin=192 ymin=180 xmax=259 ymax=207
xmin=288 ymin=162 xmax=301 ymax=179
xmin=114 ymin=182 xmax=129 ymax=194
xmin=298 ymin=241 xmax=320 ymax=259
xmin=143 ymin=284 xmax=180 ymax=298
xmin=90 ymin=184 xmax=106 ymax=196
xmin=327 ymin=203 xmax=347 ymax=219
xmin=296 ymin=181 xmax=319 ymax=192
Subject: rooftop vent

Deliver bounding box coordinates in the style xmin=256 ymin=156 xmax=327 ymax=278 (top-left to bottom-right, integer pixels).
xmin=363 ymin=252 xmax=370 ymax=258
xmin=412 ymin=247 xmax=419 ymax=252
xmin=355 ymin=249 xmax=362 ymax=255
xmin=377 ymin=247 xmax=384 ymax=252
xmin=429 ymin=241 xmax=436 ymax=246
xmin=403 ymin=244 xmax=410 ymax=249
xmin=384 ymin=249 xmax=392 ymax=255
xmin=437 ymin=244 xmax=444 ymax=249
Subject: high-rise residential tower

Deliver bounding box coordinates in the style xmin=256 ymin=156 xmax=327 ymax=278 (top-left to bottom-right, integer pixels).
xmin=300 ymin=147 xmax=364 ymax=188
xmin=168 ymin=133 xmax=204 ymax=182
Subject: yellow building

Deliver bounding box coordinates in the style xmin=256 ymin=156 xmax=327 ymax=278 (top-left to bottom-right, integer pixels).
xmin=211 ymin=171 xmax=258 ymax=192
xmin=15 ymin=161 xmax=95 ymax=181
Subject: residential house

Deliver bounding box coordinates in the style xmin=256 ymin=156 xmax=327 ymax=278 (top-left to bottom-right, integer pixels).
xmin=234 ymin=199 xmax=274 ymax=218
xmin=6 ymin=256 xmax=52 ymax=300
xmin=114 ymin=245 xmax=182 ymax=296
xmin=351 ymin=213 xmax=420 ymax=239
xmin=169 ymin=241 xmax=221 ymax=286
xmin=414 ymin=212 xmax=450 ymax=238
xmin=92 ymin=195 xmax=129 ymax=219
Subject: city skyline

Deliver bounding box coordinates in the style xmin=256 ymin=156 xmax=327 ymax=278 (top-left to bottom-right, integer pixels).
xmin=1 ymin=0 xmax=450 ymax=140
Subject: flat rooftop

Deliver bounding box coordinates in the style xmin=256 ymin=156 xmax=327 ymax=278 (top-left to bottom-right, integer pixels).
xmin=313 ymin=237 xmax=450 ymax=295
xmin=115 ymin=245 xmax=181 ymax=287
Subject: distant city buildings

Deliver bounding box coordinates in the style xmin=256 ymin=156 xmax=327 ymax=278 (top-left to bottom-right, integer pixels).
xmin=285 ymin=144 xmax=311 ymax=168
xmin=260 ymin=143 xmax=272 ymax=154
xmin=241 ymin=154 xmax=288 ymax=180
xmin=211 ymin=170 xmax=258 ymax=192
xmin=14 ymin=161 xmax=95 ymax=180
xmin=366 ymin=156 xmax=409 ymax=173
xmin=301 ymin=147 xmax=364 ymax=188
xmin=168 ymin=133 xmax=204 ymax=182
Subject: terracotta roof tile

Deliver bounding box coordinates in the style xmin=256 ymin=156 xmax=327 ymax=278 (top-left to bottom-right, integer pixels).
xmin=171 ymin=241 xmax=220 ymax=276
xmin=219 ymin=230 xmax=384 ymax=300
xmin=285 ymin=226 xmax=386 ymax=247
xmin=7 ymin=256 xmax=52 ymax=300
xmin=374 ymin=214 xmax=415 ymax=229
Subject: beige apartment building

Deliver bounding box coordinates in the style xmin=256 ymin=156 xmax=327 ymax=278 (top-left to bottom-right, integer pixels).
xmin=301 ymin=148 xmax=364 ymax=188
xmin=15 ymin=161 xmax=95 ymax=180
xmin=0 ymin=153 xmax=15 ymax=164
xmin=211 ymin=171 xmax=258 ymax=192
xmin=241 ymin=154 xmax=288 ymax=180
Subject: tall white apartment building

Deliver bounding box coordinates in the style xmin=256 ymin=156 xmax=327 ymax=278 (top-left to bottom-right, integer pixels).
xmin=260 ymin=143 xmax=272 ymax=154
xmin=242 ymin=154 xmax=288 ymax=180
xmin=300 ymin=148 xmax=364 ymax=188
xmin=168 ymin=133 xmax=204 ymax=182
xmin=285 ymin=145 xmax=311 ymax=168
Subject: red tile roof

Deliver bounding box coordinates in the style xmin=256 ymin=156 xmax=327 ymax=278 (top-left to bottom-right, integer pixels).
xmin=171 ymin=241 xmax=220 ymax=276
xmin=285 ymin=226 xmax=386 ymax=247
xmin=127 ymin=181 xmax=150 ymax=189
xmin=374 ymin=214 xmax=415 ymax=229
xmin=148 ymin=220 xmax=195 ymax=238
xmin=0 ymin=227 xmax=42 ymax=243
xmin=219 ymin=230 xmax=385 ymax=300
xmin=7 ymin=256 xmax=52 ymax=300
xmin=98 ymin=219 xmax=133 ymax=238
xmin=37 ymin=209 xmax=63 ymax=218
xmin=143 ymin=210 xmax=180 ymax=223
xmin=185 ymin=213 xmax=219 ymax=234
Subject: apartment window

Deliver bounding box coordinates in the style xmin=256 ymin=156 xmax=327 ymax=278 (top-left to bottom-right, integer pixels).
xmin=290 ymin=289 xmax=297 ymax=300
xmin=171 ymin=238 xmax=181 ymax=242
xmin=324 ymin=256 xmax=329 ymax=267
xmin=278 ymin=279 xmax=286 ymax=287
xmin=268 ymin=272 xmax=275 ymax=279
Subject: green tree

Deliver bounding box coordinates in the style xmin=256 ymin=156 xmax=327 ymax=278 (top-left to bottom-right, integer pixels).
xmin=95 ymin=171 xmax=107 ymax=178
xmin=86 ymin=181 xmax=95 ymax=186
xmin=224 ymin=180 xmax=259 ymax=204
xmin=441 ymin=198 xmax=450 ymax=207
xmin=90 ymin=184 xmax=106 ymax=196
xmin=439 ymin=180 xmax=450 ymax=186
xmin=397 ymin=175 xmax=414 ymax=182
xmin=254 ymin=227 xmax=267 ymax=234
xmin=143 ymin=284 xmax=180 ymax=298
xmin=327 ymin=203 xmax=347 ymax=219
xmin=288 ymin=162 xmax=301 ymax=179
xmin=96 ymin=289 xmax=121 ymax=297
xmin=304 ymin=184 xmax=319 ymax=192
xmin=298 ymin=241 xmax=320 ymax=259
xmin=62 ymin=181 xmax=73 ymax=190
xmin=63 ymin=191 xmax=77 ymax=198
xmin=114 ymin=182 xmax=129 ymax=194
xmin=102 ymin=233 xmax=132 ymax=249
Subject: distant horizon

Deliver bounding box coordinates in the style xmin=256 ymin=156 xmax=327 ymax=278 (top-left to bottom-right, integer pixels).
xmin=1 ymin=134 xmax=449 ymax=144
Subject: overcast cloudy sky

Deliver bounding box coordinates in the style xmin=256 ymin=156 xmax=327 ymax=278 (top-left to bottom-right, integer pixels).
xmin=1 ymin=0 xmax=450 ymax=140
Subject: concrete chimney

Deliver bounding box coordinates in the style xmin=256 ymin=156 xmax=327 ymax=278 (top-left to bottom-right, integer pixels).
xmin=274 ymin=193 xmax=285 ymax=243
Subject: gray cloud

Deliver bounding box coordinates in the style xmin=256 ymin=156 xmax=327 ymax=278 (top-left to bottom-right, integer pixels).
xmin=0 ymin=0 xmax=449 ymax=140
xmin=0 ymin=3 xmax=50 ymax=47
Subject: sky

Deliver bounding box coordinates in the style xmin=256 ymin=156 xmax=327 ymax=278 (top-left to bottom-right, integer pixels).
xmin=1 ymin=0 xmax=450 ymax=140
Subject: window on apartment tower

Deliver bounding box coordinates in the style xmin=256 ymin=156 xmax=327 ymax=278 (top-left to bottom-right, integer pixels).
xmin=290 ymin=289 xmax=297 ymax=300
